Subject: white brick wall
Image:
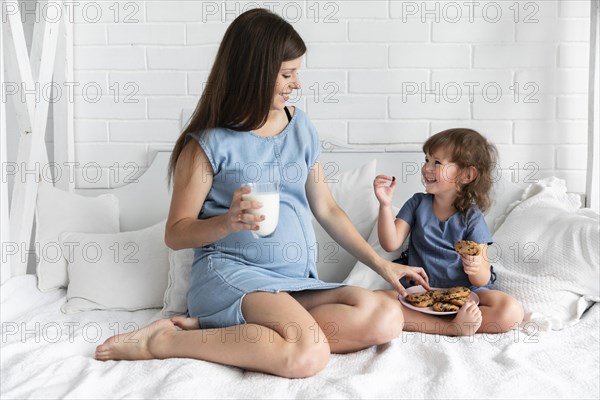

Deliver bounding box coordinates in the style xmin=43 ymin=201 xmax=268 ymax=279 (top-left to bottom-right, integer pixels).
xmin=390 ymin=44 xmax=470 ymax=68
xmin=108 ymin=24 xmax=185 ymax=45
xmin=433 ymin=19 xmax=515 ymax=43
xmin=308 ymin=44 xmax=388 ymax=68
xmin=349 ymin=20 xmax=429 ymax=42
xmin=109 ymin=72 xmax=187 ymax=95
xmin=63 ymin=0 xmax=592 ymax=193
xmin=74 ymin=46 xmax=146 ymax=70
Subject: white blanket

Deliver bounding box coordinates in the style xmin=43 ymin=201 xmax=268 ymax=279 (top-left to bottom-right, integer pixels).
xmin=1 ymin=275 xmax=598 ymax=399
xmin=492 ymin=177 xmax=600 ymax=330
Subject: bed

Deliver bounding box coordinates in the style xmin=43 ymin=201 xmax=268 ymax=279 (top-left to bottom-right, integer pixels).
xmin=1 ymin=143 xmax=599 ymax=399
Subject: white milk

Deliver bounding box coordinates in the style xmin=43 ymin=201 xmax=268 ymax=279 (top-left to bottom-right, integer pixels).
xmin=242 ymin=192 xmax=280 ymax=237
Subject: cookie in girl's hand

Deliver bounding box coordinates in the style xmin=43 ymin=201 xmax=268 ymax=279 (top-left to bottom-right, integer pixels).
xmin=454 ymin=240 xmax=481 ymax=256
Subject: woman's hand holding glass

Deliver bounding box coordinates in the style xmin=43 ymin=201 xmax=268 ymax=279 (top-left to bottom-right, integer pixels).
xmin=241 ymin=182 xmax=280 ymax=238
xmin=223 ymin=186 xmax=265 ymax=234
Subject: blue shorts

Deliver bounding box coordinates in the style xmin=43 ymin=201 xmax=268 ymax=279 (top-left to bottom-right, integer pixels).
xmin=187 ymin=251 xmax=344 ymax=329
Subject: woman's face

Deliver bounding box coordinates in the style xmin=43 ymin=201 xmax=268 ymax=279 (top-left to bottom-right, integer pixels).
xmin=272 ymin=57 xmax=302 ymax=111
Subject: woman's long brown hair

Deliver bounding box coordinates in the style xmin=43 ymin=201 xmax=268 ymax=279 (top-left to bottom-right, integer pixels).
xmin=168 ymin=9 xmax=306 ymax=184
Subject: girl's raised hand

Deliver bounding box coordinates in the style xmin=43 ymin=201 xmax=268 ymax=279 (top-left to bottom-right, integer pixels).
xmin=373 ymin=175 xmax=397 ymax=206
xmin=223 ymin=186 xmax=265 ymax=234
xmin=379 ymin=260 xmax=430 ymax=297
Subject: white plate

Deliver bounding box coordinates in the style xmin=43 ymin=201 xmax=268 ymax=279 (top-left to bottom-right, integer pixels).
xmin=398 ymin=285 xmax=480 ymax=315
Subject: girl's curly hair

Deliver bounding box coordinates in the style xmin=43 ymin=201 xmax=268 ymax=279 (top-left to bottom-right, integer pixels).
xmin=423 ymin=128 xmax=498 ymax=214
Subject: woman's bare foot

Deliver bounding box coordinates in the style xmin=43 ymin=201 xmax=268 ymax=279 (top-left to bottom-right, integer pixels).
xmin=171 ymin=316 xmax=201 ymax=330
xmin=95 ymin=319 xmax=176 ymax=361
xmin=447 ymin=301 xmax=482 ymax=336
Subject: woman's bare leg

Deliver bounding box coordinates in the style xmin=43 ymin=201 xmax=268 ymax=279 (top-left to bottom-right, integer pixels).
xmin=172 ymin=286 xmax=405 ymax=354
xmin=96 ymin=292 xmax=330 ymax=378
xmin=171 ymin=316 xmax=200 ymax=330
xmin=291 ymin=286 xmax=404 ymax=353
xmin=378 ymin=290 xmax=483 ymax=336
xmin=95 ymin=319 xmax=177 ymax=360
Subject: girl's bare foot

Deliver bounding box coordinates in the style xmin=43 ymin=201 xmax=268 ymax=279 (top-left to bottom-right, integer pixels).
xmin=95 ymin=319 xmax=176 ymax=361
xmin=171 ymin=316 xmax=201 ymax=330
xmin=447 ymin=301 xmax=482 ymax=336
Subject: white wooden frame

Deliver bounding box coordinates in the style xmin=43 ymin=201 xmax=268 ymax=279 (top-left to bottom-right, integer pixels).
xmin=1 ymin=13 xmax=10 ymax=285
xmin=1 ymin=0 xmax=73 ymax=283
xmin=587 ymin=0 xmax=599 ymax=211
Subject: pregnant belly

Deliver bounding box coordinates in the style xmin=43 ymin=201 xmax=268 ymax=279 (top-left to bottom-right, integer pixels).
xmin=208 ymin=205 xmax=316 ymax=270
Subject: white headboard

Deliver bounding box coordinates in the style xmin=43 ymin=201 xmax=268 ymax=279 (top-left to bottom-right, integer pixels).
xmin=76 ymin=144 xmax=425 ymax=232
xmin=75 ymin=152 xmax=172 ymax=232
xmin=319 ymin=140 xmax=424 ymax=208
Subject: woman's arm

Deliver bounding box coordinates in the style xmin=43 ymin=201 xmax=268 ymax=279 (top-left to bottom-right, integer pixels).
xmin=306 ymin=161 xmax=429 ymax=294
xmin=164 ymin=140 xmax=262 ymax=250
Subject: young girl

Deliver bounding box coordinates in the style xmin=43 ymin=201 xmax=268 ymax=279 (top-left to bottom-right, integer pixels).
xmin=94 ymin=9 xmax=429 ymax=378
xmin=374 ymin=129 xmax=524 ymax=336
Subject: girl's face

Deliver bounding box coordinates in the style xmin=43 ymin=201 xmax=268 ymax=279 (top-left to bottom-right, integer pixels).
xmin=272 ymin=57 xmax=302 ymax=111
xmin=422 ymin=150 xmax=462 ymax=197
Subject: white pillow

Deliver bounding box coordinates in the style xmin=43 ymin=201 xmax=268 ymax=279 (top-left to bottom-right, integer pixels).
xmin=343 ymin=206 xmax=406 ymax=290
xmin=60 ymin=220 xmax=170 ymax=314
xmin=312 ymin=159 xmax=379 ymax=283
xmin=492 ymin=177 xmax=600 ymax=330
xmin=36 ymin=182 xmax=120 ymax=292
xmin=485 ymin=174 xmax=526 ymax=234
xmin=161 ymin=248 xmax=194 ymax=317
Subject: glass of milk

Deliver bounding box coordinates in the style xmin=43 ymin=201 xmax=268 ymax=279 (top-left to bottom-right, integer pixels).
xmin=242 ymin=181 xmax=280 ymax=238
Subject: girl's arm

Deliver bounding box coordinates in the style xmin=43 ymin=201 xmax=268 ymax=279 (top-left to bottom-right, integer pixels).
xmin=373 ymin=175 xmax=410 ymax=252
xmin=164 ymin=141 xmax=262 ymax=250
xmin=462 ymin=244 xmax=492 ymax=287
xmin=306 ymin=161 xmax=429 ymax=295
xmin=377 ymin=205 xmax=411 ymax=253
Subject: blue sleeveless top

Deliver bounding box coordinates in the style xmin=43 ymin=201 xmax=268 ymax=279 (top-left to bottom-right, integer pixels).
xmin=185 ymin=108 xmax=344 ymax=328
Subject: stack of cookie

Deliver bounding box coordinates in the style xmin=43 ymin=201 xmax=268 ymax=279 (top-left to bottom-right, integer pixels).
xmin=404 ymin=286 xmax=471 ymax=312
xmin=403 ymin=241 xmax=479 ymax=312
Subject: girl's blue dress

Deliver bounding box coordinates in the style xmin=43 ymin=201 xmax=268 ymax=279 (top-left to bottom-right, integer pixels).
xmin=397 ymin=193 xmax=495 ymax=290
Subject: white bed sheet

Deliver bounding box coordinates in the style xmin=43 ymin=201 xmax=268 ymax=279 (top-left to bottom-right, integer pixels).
xmin=1 ymin=275 xmax=599 ymax=399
